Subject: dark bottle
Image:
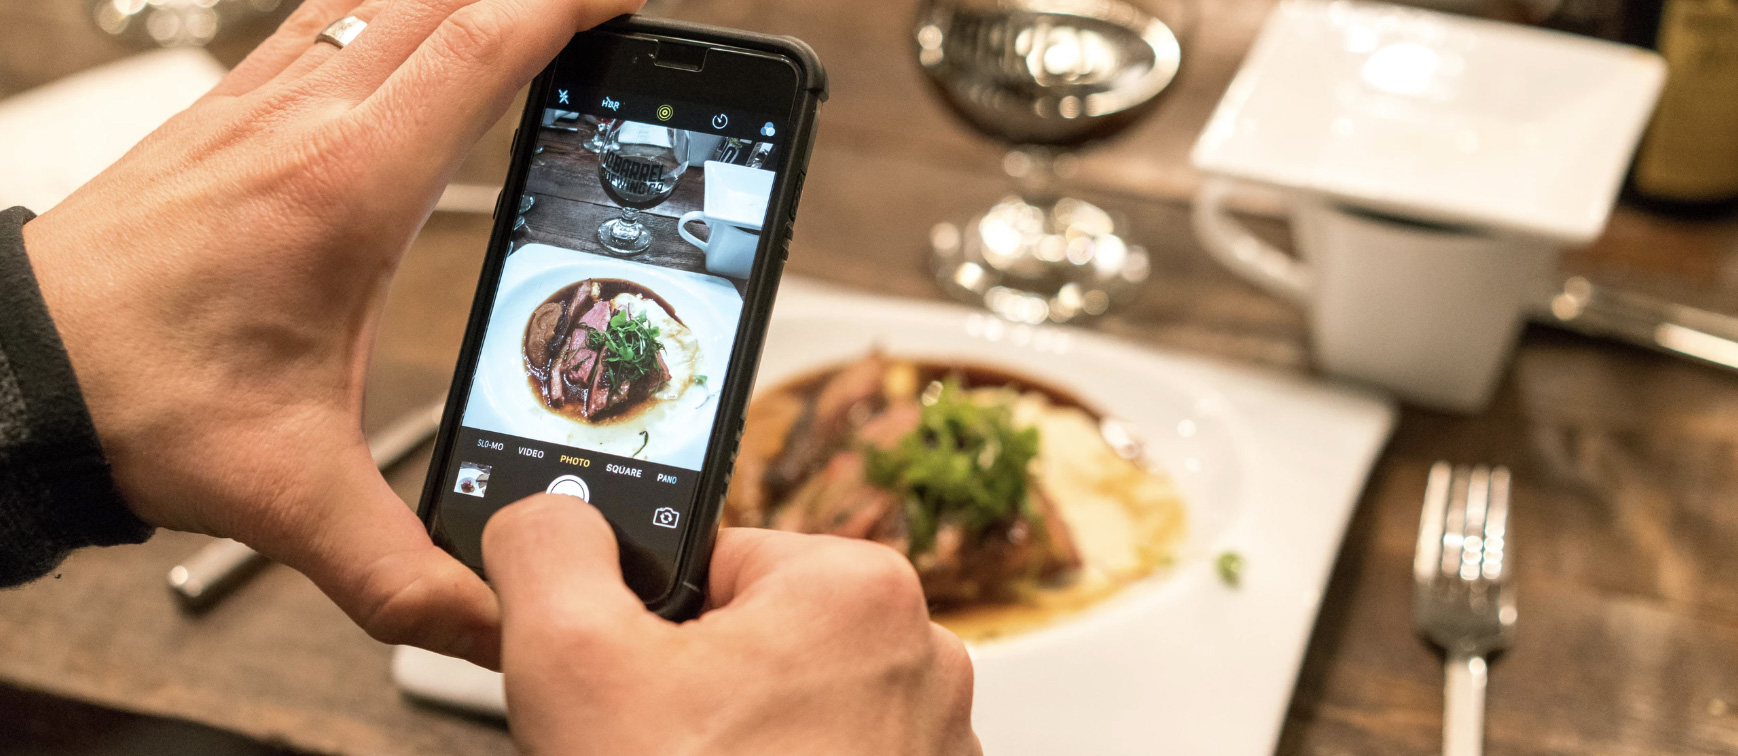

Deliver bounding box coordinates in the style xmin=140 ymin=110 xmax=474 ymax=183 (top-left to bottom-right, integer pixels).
xmin=1537 ymin=0 xmax=1629 ymax=38
xmin=1620 ymin=0 xmax=1738 ymax=216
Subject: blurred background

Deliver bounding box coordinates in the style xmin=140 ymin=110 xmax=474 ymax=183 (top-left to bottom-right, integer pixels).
xmin=1 ymin=0 xmax=1736 ymax=753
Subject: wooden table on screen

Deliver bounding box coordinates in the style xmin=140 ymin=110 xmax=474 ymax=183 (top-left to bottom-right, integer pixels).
xmin=2 ymin=1 xmax=1738 ymax=754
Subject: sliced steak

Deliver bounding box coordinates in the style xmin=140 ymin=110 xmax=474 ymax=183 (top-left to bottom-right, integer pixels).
xmin=585 ymin=355 xmax=612 ymax=418
xmin=565 ymin=347 xmax=600 ymax=385
xmin=770 ymin=450 xmax=899 ymax=540
xmin=565 ymin=300 xmax=614 ymax=413
xmin=578 ymin=299 xmax=612 ymax=332
xmin=765 ymin=354 xmax=888 ymax=501
xmin=914 ymin=490 xmax=1078 ymax=608
xmin=566 ymin=280 xmax=598 ymax=322
xmin=724 ymin=391 xmax=807 ymax=527
xmin=548 ymin=328 xmax=588 ymax=408
xmin=610 ymin=374 xmax=633 ymax=407
xmin=857 ymin=400 xmax=921 ymax=450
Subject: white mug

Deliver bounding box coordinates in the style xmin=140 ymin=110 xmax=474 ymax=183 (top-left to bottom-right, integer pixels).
xmin=679 ymin=211 xmax=760 ymax=279
xmin=1192 ymin=177 xmax=1558 ymax=412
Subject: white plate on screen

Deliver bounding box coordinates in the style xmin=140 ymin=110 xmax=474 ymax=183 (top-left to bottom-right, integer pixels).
xmin=461 ymin=243 xmax=742 ymax=471
xmin=400 ymin=279 xmax=1396 ymax=755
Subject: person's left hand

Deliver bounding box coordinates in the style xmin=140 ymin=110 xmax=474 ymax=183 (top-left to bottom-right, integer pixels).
xmin=19 ymin=0 xmax=640 ymax=668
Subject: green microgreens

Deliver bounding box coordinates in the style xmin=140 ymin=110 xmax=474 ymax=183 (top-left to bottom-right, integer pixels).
xmin=587 ymin=307 xmax=665 ymax=387
xmin=1216 ymin=551 xmax=1245 ymax=588
xmin=864 ymin=379 xmax=1041 ymax=558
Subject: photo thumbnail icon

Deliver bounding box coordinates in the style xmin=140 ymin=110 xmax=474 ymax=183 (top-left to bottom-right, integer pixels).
xmin=455 ymin=462 xmax=491 ymax=498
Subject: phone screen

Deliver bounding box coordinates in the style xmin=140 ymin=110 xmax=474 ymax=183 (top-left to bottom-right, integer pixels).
xmin=425 ymin=36 xmax=802 ymax=602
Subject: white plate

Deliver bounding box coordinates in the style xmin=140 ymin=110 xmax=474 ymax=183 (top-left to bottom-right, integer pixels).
xmin=461 ymin=244 xmax=743 ymax=471
xmin=401 ymin=279 xmax=1396 ymax=755
xmin=1191 ymin=0 xmax=1664 ymax=244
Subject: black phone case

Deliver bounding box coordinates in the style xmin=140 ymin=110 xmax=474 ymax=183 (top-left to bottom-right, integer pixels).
xmin=415 ymin=16 xmax=828 ymax=621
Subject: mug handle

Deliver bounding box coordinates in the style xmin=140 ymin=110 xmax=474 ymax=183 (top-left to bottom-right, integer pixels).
xmin=678 ymin=211 xmax=707 ymax=249
xmin=1191 ymin=176 xmax=1314 ymax=305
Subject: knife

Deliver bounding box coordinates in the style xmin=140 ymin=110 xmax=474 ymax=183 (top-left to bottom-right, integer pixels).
xmin=1532 ymin=276 xmax=1738 ymax=372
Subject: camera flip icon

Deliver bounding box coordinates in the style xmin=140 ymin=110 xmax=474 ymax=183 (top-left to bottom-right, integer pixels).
xmin=652 ymin=507 xmax=680 ymax=529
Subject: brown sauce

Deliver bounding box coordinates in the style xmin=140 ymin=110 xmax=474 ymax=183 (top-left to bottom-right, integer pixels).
xmin=523 ymin=278 xmax=683 ymax=424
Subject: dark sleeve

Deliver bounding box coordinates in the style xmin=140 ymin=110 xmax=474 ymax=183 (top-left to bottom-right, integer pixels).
xmin=0 ymin=207 xmax=152 ymax=588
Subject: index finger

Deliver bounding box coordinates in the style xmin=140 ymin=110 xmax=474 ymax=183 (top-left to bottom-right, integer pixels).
xmin=353 ymin=0 xmax=644 ymax=160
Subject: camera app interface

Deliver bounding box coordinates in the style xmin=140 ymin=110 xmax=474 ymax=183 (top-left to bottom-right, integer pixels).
xmin=432 ymin=81 xmax=786 ymax=595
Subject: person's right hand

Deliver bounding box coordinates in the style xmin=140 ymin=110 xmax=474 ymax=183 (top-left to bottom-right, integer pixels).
xmin=483 ymin=495 xmax=982 ymax=756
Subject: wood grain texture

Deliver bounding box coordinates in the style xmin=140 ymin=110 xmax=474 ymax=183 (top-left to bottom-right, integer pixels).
xmin=4 ymin=1 xmax=1738 ymax=755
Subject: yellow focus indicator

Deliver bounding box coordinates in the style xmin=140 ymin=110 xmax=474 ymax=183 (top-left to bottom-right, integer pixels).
xmin=656 ymin=104 xmax=674 ymax=121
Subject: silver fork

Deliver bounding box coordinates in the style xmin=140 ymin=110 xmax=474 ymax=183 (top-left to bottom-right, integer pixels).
xmin=1413 ymin=462 xmax=1518 ymax=756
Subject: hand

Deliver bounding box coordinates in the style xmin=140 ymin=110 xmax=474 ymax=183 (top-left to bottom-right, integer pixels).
xmin=18 ymin=0 xmax=639 ymax=667
xmin=484 ymin=495 xmax=982 ymax=756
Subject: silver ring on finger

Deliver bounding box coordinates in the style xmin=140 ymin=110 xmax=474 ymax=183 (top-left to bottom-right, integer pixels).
xmin=315 ymin=16 xmax=368 ymax=50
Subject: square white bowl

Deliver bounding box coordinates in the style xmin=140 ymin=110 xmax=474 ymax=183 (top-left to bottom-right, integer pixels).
xmin=1191 ymin=0 xmax=1665 ymax=244
xmin=702 ymin=160 xmax=775 ymax=231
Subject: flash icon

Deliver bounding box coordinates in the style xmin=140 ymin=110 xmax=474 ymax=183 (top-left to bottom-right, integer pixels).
xmin=557 ymin=89 xmax=570 ymax=105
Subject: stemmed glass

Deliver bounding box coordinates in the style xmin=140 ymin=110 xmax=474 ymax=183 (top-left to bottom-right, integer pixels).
xmin=914 ymin=0 xmax=1187 ymax=323
xmin=582 ymin=117 xmax=619 ymax=153
xmin=596 ymin=126 xmax=691 ymax=256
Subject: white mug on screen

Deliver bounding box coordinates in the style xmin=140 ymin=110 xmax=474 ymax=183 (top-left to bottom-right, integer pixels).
xmin=679 ymin=212 xmax=760 ymax=279
xmin=683 ymin=160 xmax=774 ymax=280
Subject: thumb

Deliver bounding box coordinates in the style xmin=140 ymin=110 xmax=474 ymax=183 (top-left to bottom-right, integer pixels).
xmin=482 ymin=494 xmax=654 ymax=645
xmin=251 ymin=454 xmax=502 ymax=669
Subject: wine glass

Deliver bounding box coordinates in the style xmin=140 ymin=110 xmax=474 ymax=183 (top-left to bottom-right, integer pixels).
xmin=914 ymin=0 xmax=1187 ymax=323
xmin=582 ymin=117 xmax=619 ymax=153
xmin=597 ymin=125 xmax=691 ymax=256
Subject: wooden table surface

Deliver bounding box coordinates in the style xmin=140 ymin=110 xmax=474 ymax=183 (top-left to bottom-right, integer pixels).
xmin=4 ymin=1 xmax=1738 ymax=755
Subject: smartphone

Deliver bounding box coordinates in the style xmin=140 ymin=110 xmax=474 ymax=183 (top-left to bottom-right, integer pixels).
xmin=417 ymin=17 xmax=826 ymax=620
